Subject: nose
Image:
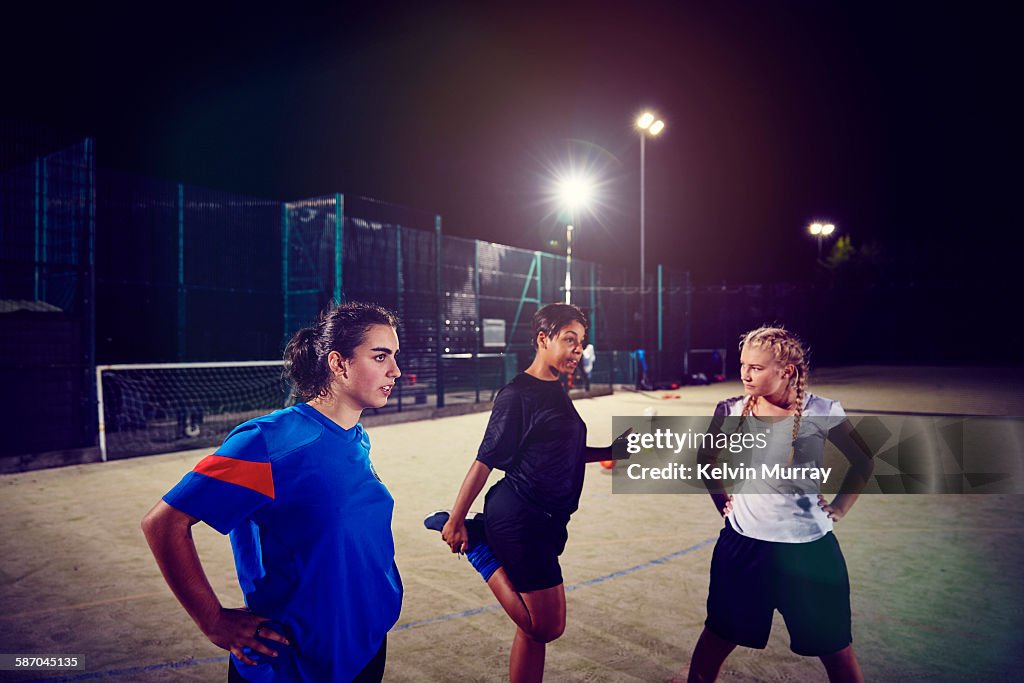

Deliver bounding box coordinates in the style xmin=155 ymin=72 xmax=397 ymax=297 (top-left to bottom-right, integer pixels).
xmin=389 ymin=359 xmax=401 ymax=378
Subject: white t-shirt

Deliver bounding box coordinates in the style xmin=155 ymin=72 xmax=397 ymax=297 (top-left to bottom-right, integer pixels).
xmin=582 ymin=344 xmax=595 ymax=374
xmin=718 ymin=393 xmax=847 ymax=543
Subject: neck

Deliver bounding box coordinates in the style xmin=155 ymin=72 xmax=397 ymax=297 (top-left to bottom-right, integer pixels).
xmin=760 ymin=387 xmax=797 ymax=411
xmin=308 ymin=395 xmax=361 ymax=430
xmin=525 ymin=354 xmax=560 ymax=381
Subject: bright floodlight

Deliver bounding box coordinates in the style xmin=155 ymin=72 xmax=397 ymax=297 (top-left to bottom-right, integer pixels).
xmin=649 ymin=119 xmax=665 ymax=136
xmin=556 ymin=174 xmax=594 ymax=211
xmin=822 ymin=223 xmax=835 ymax=236
xmin=809 ymin=222 xmax=823 ymax=235
xmin=637 ymin=112 xmax=655 ymax=130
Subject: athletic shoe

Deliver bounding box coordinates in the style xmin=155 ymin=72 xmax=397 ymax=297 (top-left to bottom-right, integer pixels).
xmin=423 ymin=510 xmax=450 ymax=532
xmin=423 ymin=510 xmax=499 ymax=582
xmin=423 ymin=510 xmax=485 ymax=541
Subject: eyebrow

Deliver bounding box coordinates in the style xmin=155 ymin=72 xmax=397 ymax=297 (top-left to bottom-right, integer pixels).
xmin=370 ymin=347 xmax=398 ymax=355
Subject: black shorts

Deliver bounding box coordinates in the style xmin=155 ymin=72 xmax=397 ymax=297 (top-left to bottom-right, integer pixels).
xmin=228 ymin=635 xmax=386 ymax=682
xmin=705 ymin=520 xmax=852 ymax=656
xmin=483 ymin=478 xmax=568 ymax=593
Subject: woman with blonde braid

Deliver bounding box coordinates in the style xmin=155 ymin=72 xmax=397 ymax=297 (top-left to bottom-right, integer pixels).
xmin=686 ymin=326 xmax=872 ymax=683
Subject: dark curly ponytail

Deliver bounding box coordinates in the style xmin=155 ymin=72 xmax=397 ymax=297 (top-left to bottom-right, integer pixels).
xmin=284 ymin=302 xmax=400 ymax=402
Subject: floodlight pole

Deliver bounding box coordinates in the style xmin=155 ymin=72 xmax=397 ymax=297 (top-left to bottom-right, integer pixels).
xmin=639 ymin=133 xmax=646 ymax=347
xmin=636 ymin=111 xmax=663 ymax=352
xmin=565 ymin=223 xmax=574 ymax=304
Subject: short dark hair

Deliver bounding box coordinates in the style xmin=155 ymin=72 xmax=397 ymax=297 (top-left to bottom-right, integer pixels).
xmin=531 ymin=303 xmax=588 ymax=349
xmin=284 ymin=301 xmax=400 ymax=402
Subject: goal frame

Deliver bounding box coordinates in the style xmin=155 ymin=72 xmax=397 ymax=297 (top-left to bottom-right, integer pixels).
xmin=95 ymin=360 xmax=285 ymax=461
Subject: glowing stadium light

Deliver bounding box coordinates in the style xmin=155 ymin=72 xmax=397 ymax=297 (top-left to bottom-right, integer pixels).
xmin=648 ymin=119 xmax=665 ymax=136
xmin=637 ymin=112 xmax=655 ymax=130
xmin=556 ymin=174 xmax=595 ymax=211
xmin=808 ymin=221 xmax=838 ymax=259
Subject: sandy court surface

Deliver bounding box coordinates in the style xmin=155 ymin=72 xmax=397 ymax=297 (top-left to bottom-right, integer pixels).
xmin=1 ymin=366 xmax=1023 ymax=682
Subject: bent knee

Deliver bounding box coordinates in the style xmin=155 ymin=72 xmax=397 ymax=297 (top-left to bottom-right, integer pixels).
xmin=526 ymin=619 xmax=565 ymax=644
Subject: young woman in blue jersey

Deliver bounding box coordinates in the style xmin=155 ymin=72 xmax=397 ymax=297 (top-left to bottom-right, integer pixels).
xmin=142 ymin=302 xmax=403 ymax=683
xmin=686 ymin=326 xmax=873 ymax=683
xmin=427 ymin=303 xmax=627 ymax=683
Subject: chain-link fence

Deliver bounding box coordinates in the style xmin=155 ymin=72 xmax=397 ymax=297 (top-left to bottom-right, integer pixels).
xmin=2 ymin=131 xmax=694 ymax=465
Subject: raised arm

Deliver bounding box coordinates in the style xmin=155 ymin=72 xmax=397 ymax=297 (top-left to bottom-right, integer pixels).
xmin=141 ymin=500 xmax=288 ymax=664
xmin=441 ymin=460 xmax=493 ymax=554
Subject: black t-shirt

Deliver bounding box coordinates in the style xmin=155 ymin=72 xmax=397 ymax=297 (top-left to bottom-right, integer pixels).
xmin=476 ymin=372 xmax=588 ymax=517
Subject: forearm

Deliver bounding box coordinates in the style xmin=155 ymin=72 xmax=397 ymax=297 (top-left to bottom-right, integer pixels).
xmin=450 ymin=460 xmax=491 ymax=519
xmin=141 ymin=501 xmax=222 ymax=634
xmin=830 ymin=461 xmax=873 ymax=514
xmin=829 ymin=424 xmax=875 ymax=512
xmin=584 ymin=426 xmax=636 ymax=462
xmin=697 ymin=445 xmax=731 ymax=510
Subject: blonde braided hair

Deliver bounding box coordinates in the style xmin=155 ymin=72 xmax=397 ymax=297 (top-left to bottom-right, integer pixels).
xmin=739 ymin=326 xmax=809 ymax=463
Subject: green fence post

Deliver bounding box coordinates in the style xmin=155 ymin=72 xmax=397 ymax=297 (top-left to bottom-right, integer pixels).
xmin=589 ymin=261 xmax=597 ymax=347
xmin=334 ymin=193 xmax=344 ymax=304
xmin=435 ymin=214 xmax=445 ymax=408
xmin=33 ymin=157 xmax=40 ymax=299
xmin=685 ymin=270 xmax=692 ymax=370
xmin=506 ymin=252 xmax=541 ymax=357
xmin=474 ymin=240 xmax=481 ymax=402
xmin=41 ymin=156 xmax=48 ymax=302
xmin=281 ymin=203 xmax=289 ymax=343
xmin=396 ymin=224 xmax=403 ymax=316
xmin=396 ymin=223 xmax=404 ymax=412
xmin=177 ymin=183 xmax=185 ymax=361
xmin=658 ymin=264 xmax=663 ymax=353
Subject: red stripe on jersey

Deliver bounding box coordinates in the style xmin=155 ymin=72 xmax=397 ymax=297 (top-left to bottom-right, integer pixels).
xmin=193 ymin=455 xmax=275 ymax=499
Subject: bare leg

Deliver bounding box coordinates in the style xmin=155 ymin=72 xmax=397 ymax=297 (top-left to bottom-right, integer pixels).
xmin=686 ymin=627 xmax=737 ymax=683
xmin=819 ymin=644 xmax=863 ymax=683
xmin=485 ymin=571 xmax=565 ymax=683
xmin=510 ymin=626 xmax=545 ymax=683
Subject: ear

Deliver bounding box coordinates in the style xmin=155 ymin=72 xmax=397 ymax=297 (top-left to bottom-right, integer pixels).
xmin=328 ymin=350 xmax=347 ymax=378
xmin=537 ymin=331 xmax=549 ymax=349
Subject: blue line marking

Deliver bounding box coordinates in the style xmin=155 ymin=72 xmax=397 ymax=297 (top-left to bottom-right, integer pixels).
xmin=394 ymin=536 xmax=716 ymax=631
xmin=37 ymin=537 xmax=715 ymax=681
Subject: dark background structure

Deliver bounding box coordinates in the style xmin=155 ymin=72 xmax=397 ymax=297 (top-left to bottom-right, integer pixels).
xmin=1 ymin=2 xmax=1017 ymax=465
xmin=5 ymin=2 xmax=1015 ymax=287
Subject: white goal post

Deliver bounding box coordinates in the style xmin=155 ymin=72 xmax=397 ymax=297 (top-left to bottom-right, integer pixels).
xmin=96 ymin=361 xmax=288 ymax=461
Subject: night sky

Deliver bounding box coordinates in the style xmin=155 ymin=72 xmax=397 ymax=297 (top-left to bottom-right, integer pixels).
xmin=5 ymin=1 xmax=1015 ymax=286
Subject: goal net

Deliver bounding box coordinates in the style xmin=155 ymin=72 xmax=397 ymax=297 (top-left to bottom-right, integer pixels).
xmin=684 ymin=348 xmax=728 ymax=384
xmin=96 ymin=361 xmax=289 ymax=460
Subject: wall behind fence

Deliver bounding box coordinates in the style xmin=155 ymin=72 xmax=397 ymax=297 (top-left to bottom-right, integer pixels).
xmin=1 ymin=132 xmax=95 ymax=457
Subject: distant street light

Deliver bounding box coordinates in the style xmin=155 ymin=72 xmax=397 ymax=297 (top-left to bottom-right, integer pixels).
xmin=636 ymin=110 xmax=665 ymax=348
xmin=809 ymin=221 xmax=836 ymax=260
